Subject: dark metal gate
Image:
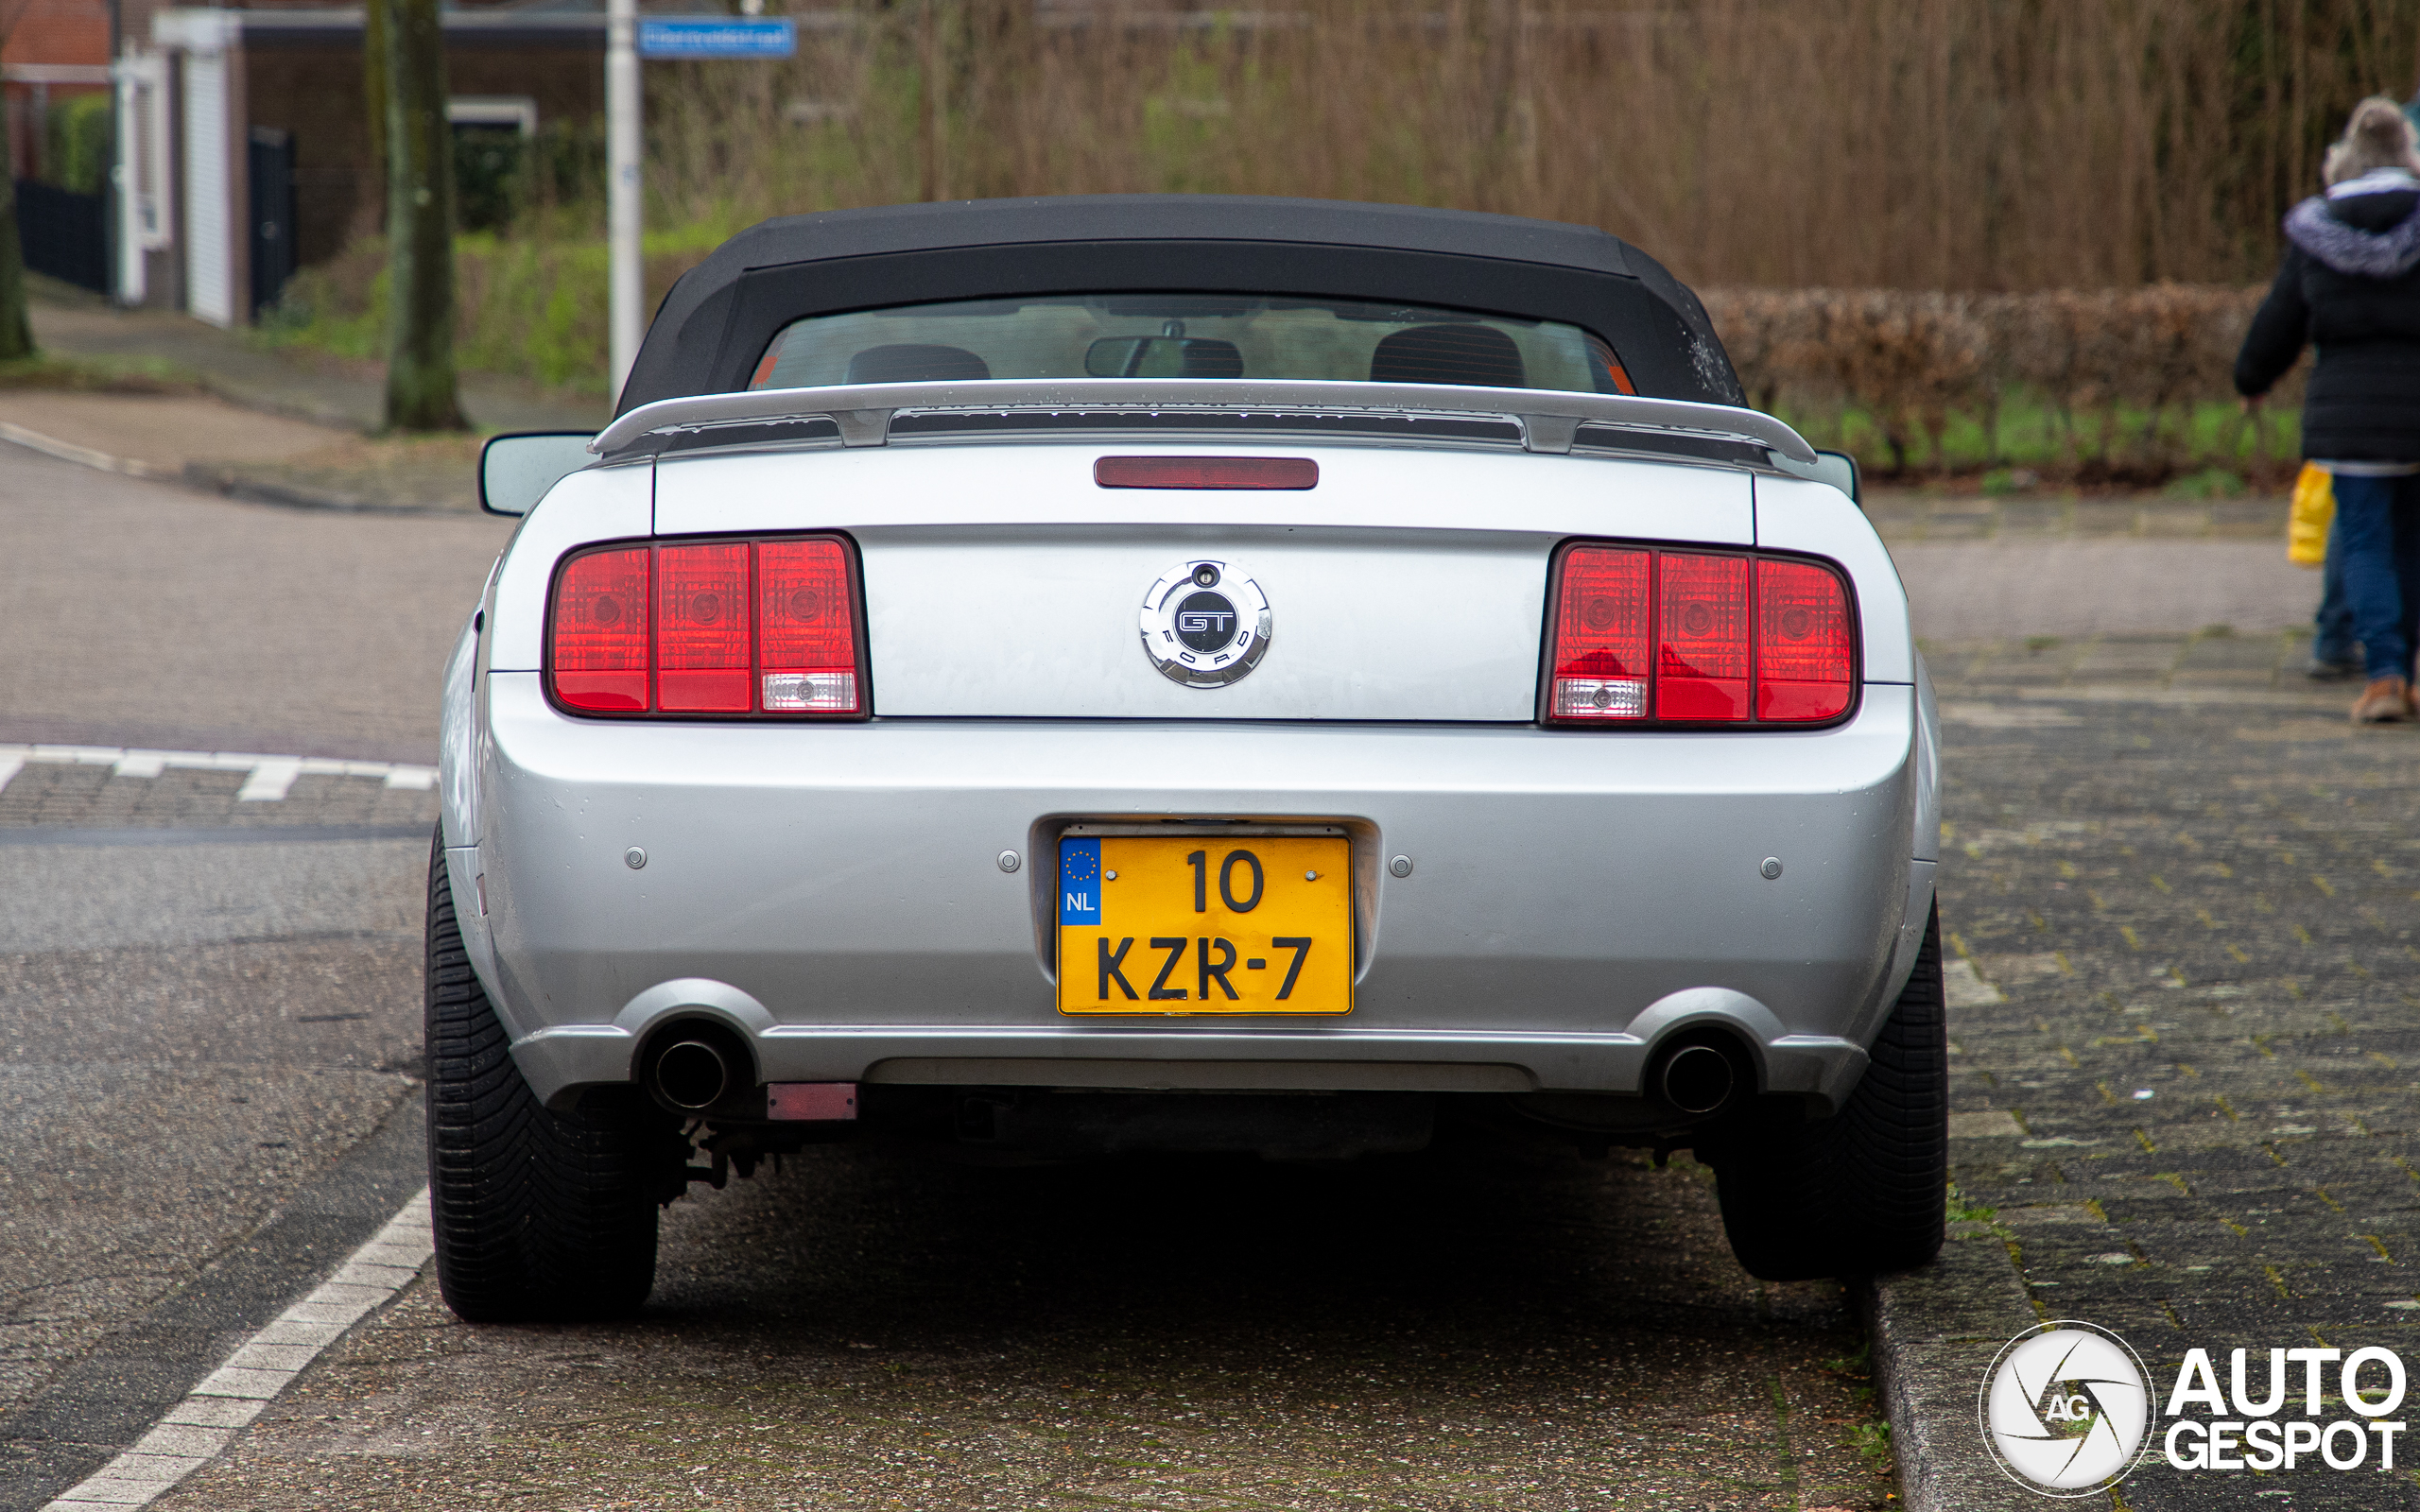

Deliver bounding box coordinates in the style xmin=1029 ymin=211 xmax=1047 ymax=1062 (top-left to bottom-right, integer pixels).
xmin=248 ymin=128 xmax=298 ymax=318
xmin=13 ymin=180 xmax=110 ymax=294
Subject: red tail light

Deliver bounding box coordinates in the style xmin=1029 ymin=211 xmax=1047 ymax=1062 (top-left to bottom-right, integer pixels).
xmin=1545 ymin=542 xmax=1855 ymax=727
xmin=655 ymin=542 xmax=752 ymax=713
xmin=1754 ymin=558 xmax=1855 ymax=721
xmin=547 ymin=534 xmax=867 ymax=718
xmin=1656 ymin=553 xmax=1751 ymax=720
xmin=756 ymin=539 xmax=858 ymax=712
xmin=551 ymin=547 xmax=650 ymax=713
xmin=1548 ymin=546 xmax=1651 ymax=720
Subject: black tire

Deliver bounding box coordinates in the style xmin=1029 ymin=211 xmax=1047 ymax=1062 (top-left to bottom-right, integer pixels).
xmin=1707 ymin=902 xmax=1948 ymax=1281
xmin=424 ymin=829 xmax=683 ymax=1322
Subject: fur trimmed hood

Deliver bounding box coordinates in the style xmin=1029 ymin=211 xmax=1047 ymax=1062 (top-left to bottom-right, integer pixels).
xmin=2286 ymin=190 xmax=2420 ymax=279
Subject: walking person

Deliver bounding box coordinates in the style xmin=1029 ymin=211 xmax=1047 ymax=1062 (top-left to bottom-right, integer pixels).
xmin=2310 ymin=520 xmax=2360 ymax=678
xmin=2238 ymin=96 xmax=2420 ymax=723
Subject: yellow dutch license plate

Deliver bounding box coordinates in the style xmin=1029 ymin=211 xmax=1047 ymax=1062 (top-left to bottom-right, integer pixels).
xmin=1056 ymin=834 xmax=1353 ymax=1015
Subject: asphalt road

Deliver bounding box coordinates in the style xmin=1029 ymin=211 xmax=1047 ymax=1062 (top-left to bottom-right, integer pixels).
xmin=0 ymin=806 xmax=436 ymax=1503
xmin=0 ymin=444 xmax=511 ymax=763
xmin=0 ymin=445 xmax=492 ymax=1507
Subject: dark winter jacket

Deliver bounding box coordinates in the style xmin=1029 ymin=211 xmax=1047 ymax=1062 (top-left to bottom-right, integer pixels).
xmin=2236 ymin=171 xmax=2420 ymax=461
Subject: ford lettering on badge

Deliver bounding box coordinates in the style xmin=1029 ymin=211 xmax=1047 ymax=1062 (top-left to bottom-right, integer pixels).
xmin=1139 ymin=560 xmax=1272 ymax=688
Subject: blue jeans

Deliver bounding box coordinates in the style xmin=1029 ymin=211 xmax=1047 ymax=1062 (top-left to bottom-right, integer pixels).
xmin=2326 ymin=472 xmax=2420 ymax=680
xmin=2315 ymin=518 xmax=2356 ymax=663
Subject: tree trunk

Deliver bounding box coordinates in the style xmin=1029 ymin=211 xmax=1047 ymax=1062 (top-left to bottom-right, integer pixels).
xmin=381 ymin=0 xmax=464 ymax=430
xmin=0 ymin=174 xmax=36 ymax=362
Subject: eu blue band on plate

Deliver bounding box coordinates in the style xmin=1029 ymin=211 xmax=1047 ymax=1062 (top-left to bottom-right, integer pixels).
xmin=1059 ymin=837 xmax=1101 ymax=925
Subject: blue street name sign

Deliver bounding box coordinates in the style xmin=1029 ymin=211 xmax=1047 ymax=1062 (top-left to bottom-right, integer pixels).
xmin=637 ymin=17 xmax=797 ymax=59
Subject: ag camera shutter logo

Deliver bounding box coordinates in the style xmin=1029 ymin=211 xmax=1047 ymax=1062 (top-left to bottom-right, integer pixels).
xmin=1979 ymin=1321 xmax=2154 ymax=1496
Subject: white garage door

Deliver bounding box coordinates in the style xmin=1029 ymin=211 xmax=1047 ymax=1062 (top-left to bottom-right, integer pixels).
xmin=182 ymin=52 xmax=233 ymax=328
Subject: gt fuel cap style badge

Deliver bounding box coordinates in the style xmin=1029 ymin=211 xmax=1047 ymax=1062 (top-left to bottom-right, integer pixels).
xmin=1139 ymin=559 xmax=1271 ymax=688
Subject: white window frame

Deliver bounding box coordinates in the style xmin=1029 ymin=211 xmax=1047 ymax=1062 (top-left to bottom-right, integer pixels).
xmin=447 ymin=96 xmax=539 ymax=136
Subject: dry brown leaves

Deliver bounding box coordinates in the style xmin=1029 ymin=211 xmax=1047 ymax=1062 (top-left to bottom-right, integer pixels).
xmin=1703 ymin=285 xmax=2281 ymax=475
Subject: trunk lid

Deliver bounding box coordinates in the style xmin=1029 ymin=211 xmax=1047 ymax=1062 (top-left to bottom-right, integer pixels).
xmin=649 ymin=442 xmax=1753 ymax=721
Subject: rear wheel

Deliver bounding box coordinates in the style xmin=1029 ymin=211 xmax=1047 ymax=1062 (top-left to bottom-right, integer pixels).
xmin=424 ymin=830 xmax=683 ymax=1321
xmin=1707 ymin=903 xmax=1947 ymax=1280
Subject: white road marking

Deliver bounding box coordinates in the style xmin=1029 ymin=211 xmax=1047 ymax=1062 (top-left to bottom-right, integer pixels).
xmin=0 ymin=744 xmax=436 ymax=802
xmin=1946 ymin=1109 xmax=2026 ymax=1139
xmin=1937 ymin=701 xmax=2082 ymax=729
xmin=41 ymin=1188 xmax=435 ymax=1511
xmin=235 ymin=759 xmax=303 ymax=802
xmin=1942 ymin=958 xmax=2008 ymax=1007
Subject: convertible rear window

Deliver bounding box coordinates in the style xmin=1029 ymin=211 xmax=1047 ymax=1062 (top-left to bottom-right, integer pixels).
xmin=746 ymin=293 xmax=1636 ymax=396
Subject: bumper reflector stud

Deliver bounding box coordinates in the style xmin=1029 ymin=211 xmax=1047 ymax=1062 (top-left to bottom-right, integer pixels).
xmin=768 ymin=1082 xmax=858 ymax=1121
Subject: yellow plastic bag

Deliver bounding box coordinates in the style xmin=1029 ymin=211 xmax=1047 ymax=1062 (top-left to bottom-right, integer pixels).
xmin=2289 ymin=462 xmax=2334 ymax=567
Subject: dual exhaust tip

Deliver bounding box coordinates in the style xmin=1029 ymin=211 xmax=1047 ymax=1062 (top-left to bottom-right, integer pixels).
xmin=651 ymin=1035 xmax=736 ymax=1111
xmin=1655 ymin=1040 xmax=1741 ymax=1117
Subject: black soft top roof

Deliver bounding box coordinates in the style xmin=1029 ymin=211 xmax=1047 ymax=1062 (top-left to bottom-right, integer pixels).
xmin=618 ymin=195 xmax=1744 ymax=415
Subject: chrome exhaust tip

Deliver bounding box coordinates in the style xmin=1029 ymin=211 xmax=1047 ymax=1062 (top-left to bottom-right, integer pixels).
xmin=1658 ymin=1043 xmax=1737 ymax=1116
xmin=652 ymin=1039 xmax=732 ymax=1111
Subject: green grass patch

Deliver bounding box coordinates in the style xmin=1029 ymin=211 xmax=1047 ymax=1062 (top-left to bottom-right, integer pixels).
xmin=1946 ymin=1183 xmax=1998 ymax=1223
xmin=0 ymin=352 xmax=204 ymax=393
xmin=260 ymin=223 xmax=735 ymax=396
xmin=2163 ymin=467 xmax=2248 ymax=500
xmin=1848 ymin=1418 xmax=1893 ymax=1469
xmin=1776 ymin=389 xmax=2300 ymax=484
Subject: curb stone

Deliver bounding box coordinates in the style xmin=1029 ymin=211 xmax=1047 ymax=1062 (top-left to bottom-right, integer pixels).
xmin=41 ymin=1192 xmax=435 ymax=1511
xmin=1858 ymin=1221 xmax=2045 ymax=1511
xmin=0 ymin=419 xmax=179 ymax=482
xmin=179 ymin=463 xmax=476 ymax=518
xmin=0 ymin=420 xmax=476 ymax=516
xmin=0 ymin=1091 xmax=430 ymax=1512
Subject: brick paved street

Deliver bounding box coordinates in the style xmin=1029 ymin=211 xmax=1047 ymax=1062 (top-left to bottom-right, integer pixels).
xmin=1930 ymin=631 xmax=2420 ymax=1510
xmin=0 ymin=763 xmax=439 ymax=834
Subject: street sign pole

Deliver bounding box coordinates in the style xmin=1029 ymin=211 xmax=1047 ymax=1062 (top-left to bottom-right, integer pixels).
xmin=606 ymin=0 xmax=643 ymax=403
xmin=606 ymin=16 xmax=793 ymax=402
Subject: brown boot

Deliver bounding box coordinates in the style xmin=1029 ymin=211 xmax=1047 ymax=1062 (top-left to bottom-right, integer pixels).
xmin=2352 ymin=677 xmax=2411 ymax=724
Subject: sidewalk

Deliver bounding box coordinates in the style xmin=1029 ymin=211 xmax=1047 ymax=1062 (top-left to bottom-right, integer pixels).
xmin=26 ymin=289 xmax=607 ymax=437
xmin=1863 ymin=485 xmax=2289 ymax=545
xmin=1894 ymin=538 xmax=2319 ymax=642
xmin=2 ymin=284 xmax=607 ymax=513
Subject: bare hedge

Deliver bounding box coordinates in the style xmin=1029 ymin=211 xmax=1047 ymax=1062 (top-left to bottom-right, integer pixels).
xmin=1701 ymin=286 xmax=2295 ymax=477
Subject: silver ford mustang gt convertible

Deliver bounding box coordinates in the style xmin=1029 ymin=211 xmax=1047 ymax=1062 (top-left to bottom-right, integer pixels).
xmin=431 ymin=195 xmax=1945 ymax=1320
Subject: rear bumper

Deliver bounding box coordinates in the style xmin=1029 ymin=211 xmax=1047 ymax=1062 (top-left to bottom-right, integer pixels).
xmin=469 ymin=673 xmax=1925 ymax=1110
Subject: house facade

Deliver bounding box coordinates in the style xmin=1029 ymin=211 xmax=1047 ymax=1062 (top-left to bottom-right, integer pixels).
xmin=113 ymin=2 xmax=604 ymax=323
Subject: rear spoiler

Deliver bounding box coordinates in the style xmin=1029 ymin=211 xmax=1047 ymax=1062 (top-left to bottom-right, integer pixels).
xmin=590 ymin=377 xmax=1818 ymax=466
